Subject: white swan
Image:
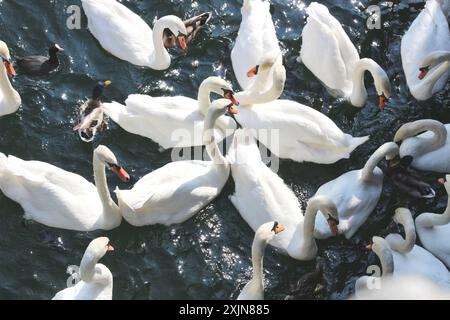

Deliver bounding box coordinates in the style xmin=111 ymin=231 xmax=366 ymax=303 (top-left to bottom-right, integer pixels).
xmin=401 ymin=0 xmax=450 ymax=100
xmin=231 ymin=0 xmax=282 ymax=91
xmin=354 ymin=243 xmax=450 ymax=299
xmin=81 ymin=0 xmax=187 ymax=70
xmin=0 ymin=40 xmax=21 ymax=117
xmin=53 ymin=237 xmax=114 ymax=300
xmin=0 ymin=145 xmax=129 ymax=231
xmin=233 ymin=98 xmax=369 ymax=164
xmin=314 ymin=142 xmax=399 ymax=239
xmin=299 ymin=2 xmax=391 ymax=109
xmin=102 ymin=77 xmax=238 ymax=149
xmin=385 ymin=208 xmax=450 ymax=289
xmin=354 ymin=236 xmax=450 ymax=299
xmin=416 ymin=175 xmax=450 ymax=268
xmin=115 ymin=99 xmax=237 ymax=226
xmin=228 ymin=129 xmax=339 ymax=261
xmin=237 ymin=221 xmax=285 ymax=300
xmin=394 ymin=119 xmax=450 ymax=173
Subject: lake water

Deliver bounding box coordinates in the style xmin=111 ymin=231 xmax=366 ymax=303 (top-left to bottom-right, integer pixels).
xmin=0 ymin=0 xmax=448 ymax=300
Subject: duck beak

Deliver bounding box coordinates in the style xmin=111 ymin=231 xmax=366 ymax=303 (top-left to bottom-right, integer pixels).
xmin=178 ymin=35 xmax=188 ymax=53
xmin=379 ymin=95 xmax=387 ymax=111
xmin=104 ymin=80 xmax=112 ymax=87
xmin=366 ymin=243 xmax=373 ymax=251
xmin=418 ymin=67 xmax=429 ymax=80
xmin=247 ymin=65 xmax=260 ymax=78
xmin=111 ymin=165 xmax=130 ymax=182
xmin=438 ymin=178 xmax=446 ymax=185
xmin=107 ymin=244 xmax=114 ymax=252
xmin=4 ymin=60 xmax=16 ymax=77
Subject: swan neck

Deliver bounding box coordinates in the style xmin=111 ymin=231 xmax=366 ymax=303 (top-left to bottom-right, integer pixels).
xmin=350 ymin=59 xmax=371 ymax=106
xmin=203 ymin=111 xmax=227 ymax=166
xmin=250 ymin=236 xmax=267 ymax=288
xmin=93 ymin=154 xmax=119 ymax=215
xmin=407 ymin=121 xmax=447 ymax=157
xmin=151 ymin=20 xmax=171 ymax=69
xmin=362 ymin=143 xmax=397 ymax=181
xmin=423 ymin=60 xmax=450 ymax=93
xmin=237 ymin=66 xmax=286 ymax=105
xmin=387 ymin=217 xmax=416 ymax=254
xmin=197 ymin=81 xmax=212 ymax=116
xmin=303 ymin=201 xmax=321 ymax=247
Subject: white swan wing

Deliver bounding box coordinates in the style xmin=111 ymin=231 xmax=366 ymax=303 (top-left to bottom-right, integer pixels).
xmin=0 ymin=154 xmax=102 ymax=229
xmin=103 ymin=95 xmax=235 ymax=148
xmin=300 ymin=2 xmax=359 ymax=94
xmin=117 ymin=161 xmax=228 ymax=225
xmin=81 ymin=0 xmax=154 ymax=66
xmin=231 ymin=0 xmax=281 ymax=90
xmin=236 ymin=100 xmax=368 ymax=163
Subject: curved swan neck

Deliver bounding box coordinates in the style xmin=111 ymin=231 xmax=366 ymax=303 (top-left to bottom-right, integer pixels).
xmin=80 ymin=254 xmax=110 ymax=284
xmin=197 ymin=81 xmax=213 ymax=116
xmin=403 ymin=120 xmax=447 ymax=157
xmin=387 ymin=209 xmax=416 ymax=254
xmin=362 ymin=143 xmax=398 ymax=181
xmin=237 ymin=65 xmax=286 ymax=106
xmin=350 ymin=58 xmax=384 ymax=107
xmin=422 ymin=54 xmax=450 ymax=93
xmin=373 ymin=239 xmax=395 ymax=276
xmin=150 ymin=19 xmax=171 ymax=70
xmin=93 ymin=154 xmax=120 ymax=216
xmin=203 ymin=109 xmax=228 ymax=166
xmin=250 ymin=236 xmax=268 ymax=288
xmin=421 ymin=191 xmax=450 ymax=227
xmin=303 ymin=198 xmax=328 ymax=246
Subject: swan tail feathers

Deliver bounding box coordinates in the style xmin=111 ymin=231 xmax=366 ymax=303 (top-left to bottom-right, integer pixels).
xmin=347 ymin=135 xmax=370 ymax=152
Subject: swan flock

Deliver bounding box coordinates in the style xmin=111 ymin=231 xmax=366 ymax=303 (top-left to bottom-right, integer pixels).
xmin=0 ymin=0 xmax=450 ymax=301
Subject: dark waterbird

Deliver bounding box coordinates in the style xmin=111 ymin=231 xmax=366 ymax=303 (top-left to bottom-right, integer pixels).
xmin=163 ymin=12 xmax=212 ymax=50
xmin=17 ymin=44 xmax=64 ymax=75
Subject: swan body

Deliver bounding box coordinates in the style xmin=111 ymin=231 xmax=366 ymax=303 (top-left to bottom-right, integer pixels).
xmin=314 ymin=142 xmax=399 ymax=239
xmin=234 ymin=99 xmax=369 ymax=164
xmin=394 ymin=120 xmax=450 ymax=173
xmin=228 ymin=130 xmax=339 ymax=260
xmin=401 ymin=0 xmax=450 ymax=100
xmin=0 ymin=41 xmax=21 ymax=117
xmin=416 ymin=175 xmax=450 ymax=268
xmin=102 ymin=77 xmax=237 ymax=149
xmin=0 ymin=146 xmax=129 ymax=231
xmin=231 ymin=0 xmax=282 ymax=91
xmin=53 ymin=237 xmax=114 ymax=300
xmin=81 ymin=0 xmax=187 ymax=70
xmin=237 ymin=221 xmax=284 ymax=300
xmin=115 ymin=99 xmax=236 ymax=226
xmin=299 ymin=2 xmax=391 ymax=109
xmin=386 ymin=208 xmax=450 ymax=289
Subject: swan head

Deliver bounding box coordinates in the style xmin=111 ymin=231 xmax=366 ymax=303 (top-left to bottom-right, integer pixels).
xmin=256 ymin=221 xmax=285 ymax=243
xmin=438 ymin=175 xmax=450 ymax=195
xmin=0 ymin=40 xmax=16 ymax=77
xmin=202 ymin=77 xmax=239 ymax=105
xmin=308 ymin=196 xmax=339 ymax=236
xmin=393 ymin=208 xmax=413 ymax=226
xmin=209 ymin=98 xmax=239 ymax=119
xmin=366 ymin=236 xmax=394 ymax=274
xmin=418 ymin=51 xmax=450 ymax=80
xmin=247 ymin=51 xmax=281 ymax=78
xmin=157 ymin=16 xmax=188 ymax=52
xmin=374 ymin=72 xmax=391 ymax=112
xmin=94 ymin=145 xmax=130 ymax=182
xmin=92 ymin=80 xmax=112 ymax=101
xmin=80 ymin=237 xmax=114 ymax=282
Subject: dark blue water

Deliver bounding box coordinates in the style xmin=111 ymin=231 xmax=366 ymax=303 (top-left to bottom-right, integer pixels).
xmin=0 ymin=0 xmax=448 ymax=299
